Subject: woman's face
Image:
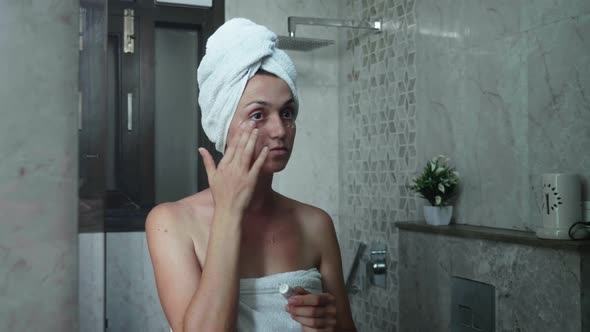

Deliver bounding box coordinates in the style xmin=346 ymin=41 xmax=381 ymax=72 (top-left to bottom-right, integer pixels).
xmin=226 ymin=73 xmax=298 ymax=173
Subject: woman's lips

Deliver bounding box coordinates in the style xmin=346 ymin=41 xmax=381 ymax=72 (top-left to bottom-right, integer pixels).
xmin=269 ymin=147 xmax=289 ymax=155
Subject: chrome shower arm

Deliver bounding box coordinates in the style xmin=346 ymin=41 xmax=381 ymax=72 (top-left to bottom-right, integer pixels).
xmin=287 ymin=16 xmax=382 ymax=37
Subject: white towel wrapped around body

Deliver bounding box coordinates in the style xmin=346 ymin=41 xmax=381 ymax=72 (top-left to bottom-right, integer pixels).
xmin=197 ymin=18 xmax=298 ymax=153
xmin=237 ymin=268 xmax=323 ymax=331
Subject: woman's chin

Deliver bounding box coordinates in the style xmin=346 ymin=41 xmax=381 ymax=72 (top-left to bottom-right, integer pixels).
xmin=261 ymin=161 xmax=288 ymax=174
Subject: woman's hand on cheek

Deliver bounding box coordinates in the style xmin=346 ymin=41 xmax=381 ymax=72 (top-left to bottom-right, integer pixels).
xmin=285 ymin=287 xmax=337 ymax=332
xmin=198 ymin=121 xmax=269 ymax=214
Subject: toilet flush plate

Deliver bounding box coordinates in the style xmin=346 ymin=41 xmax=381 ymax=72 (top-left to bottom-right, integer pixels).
xmin=451 ymin=276 xmax=495 ymax=332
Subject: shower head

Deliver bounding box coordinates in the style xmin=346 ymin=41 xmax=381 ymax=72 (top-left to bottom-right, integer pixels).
xmin=277 ymin=35 xmax=335 ymax=51
xmin=276 ymin=16 xmax=382 ymax=52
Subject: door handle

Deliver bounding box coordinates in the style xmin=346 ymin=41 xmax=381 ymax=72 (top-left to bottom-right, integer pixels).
xmin=127 ymin=92 xmax=133 ymax=131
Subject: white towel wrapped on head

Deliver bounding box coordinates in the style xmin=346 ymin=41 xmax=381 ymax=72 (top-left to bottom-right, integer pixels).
xmin=197 ymin=18 xmax=298 ymax=153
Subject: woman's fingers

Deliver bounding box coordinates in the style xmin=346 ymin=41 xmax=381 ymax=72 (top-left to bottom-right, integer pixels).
xmin=290 ymin=316 xmax=336 ymax=329
xmin=234 ymin=122 xmax=255 ymax=163
xmin=302 ymin=328 xmax=334 ymax=332
xmin=249 ymin=146 xmax=268 ymax=177
xmin=286 ymin=292 xmax=337 ymax=330
xmin=222 ymin=121 xmax=254 ymax=165
xmin=287 ymin=305 xmax=336 ymax=318
xmin=293 ymin=287 xmax=310 ymax=295
xmin=241 ymin=128 xmax=259 ymax=166
xmin=288 ymin=293 xmax=334 ymax=307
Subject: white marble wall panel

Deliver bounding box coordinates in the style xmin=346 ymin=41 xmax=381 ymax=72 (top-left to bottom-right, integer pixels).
xmin=521 ymin=0 xmax=590 ymax=31
xmin=462 ymin=34 xmax=530 ymax=229
xmin=418 ymin=33 xmax=531 ymax=230
xmin=459 ymin=0 xmax=522 ymax=48
xmin=416 ymin=0 xmax=590 ymax=64
xmin=415 ymin=0 xmax=465 ymax=64
xmin=79 ymin=233 xmax=105 ymax=332
xmin=0 ymin=1 xmax=79 ymax=330
xmin=527 ymin=14 xmax=590 ymax=214
xmin=106 ymin=232 xmax=169 ymax=332
xmin=415 ymin=3 xmax=590 ymax=230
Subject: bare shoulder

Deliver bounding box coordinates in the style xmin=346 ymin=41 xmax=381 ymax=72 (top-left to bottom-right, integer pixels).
xmin=146 ymin=190 xmax=213 ymax=235
xmin=145 ymin=190 xmax=214 ymax=268
xmin=145 ymin=201 xmax=188 ymax=241
xmin=279 ymin=195 xmax=336 ymax=239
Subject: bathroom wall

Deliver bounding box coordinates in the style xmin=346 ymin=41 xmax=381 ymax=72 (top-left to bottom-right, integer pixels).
xmin=106 ymin=232 xmax=169 ymax=331
xmin=415 ymin=0 xmax=590 ymax=231
xmin=0 ymin=1 xmax=79 ymax=331
xmin=338 ymin=0 xmax=417 ymax=330
xmin=398 ymin=230 xmax=588 ymax=331
xmin=226 ymin=0 xmax=341 ymax=230
xmin=79 ymin=233 xmax=105 ymax=332
xmin=337 ymin=0 xmax=590 ymax=331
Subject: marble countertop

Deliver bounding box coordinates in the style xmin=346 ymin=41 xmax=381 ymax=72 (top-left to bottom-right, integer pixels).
xmin=396 ymin=221 xmax=590 ymax=251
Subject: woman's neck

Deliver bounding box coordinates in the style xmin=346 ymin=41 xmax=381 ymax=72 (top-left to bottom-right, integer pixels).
xmin=245 ymin=173 xmax=277 ymax=213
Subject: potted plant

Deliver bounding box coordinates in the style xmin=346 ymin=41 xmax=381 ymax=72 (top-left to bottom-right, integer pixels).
xmin=410 ymin=155 xmax=460 ymax=225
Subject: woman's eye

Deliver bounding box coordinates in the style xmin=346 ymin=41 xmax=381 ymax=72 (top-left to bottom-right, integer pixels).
xmin=249 ymin=112 xmax=264 ymax=120
xmin=281 ymin=109 xmax=296 ymax=119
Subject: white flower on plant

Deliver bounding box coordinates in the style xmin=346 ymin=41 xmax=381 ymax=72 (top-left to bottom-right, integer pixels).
xmin=438 ymin=183 xmax=445 ymax=193
xmin=435 ymin=167 xmax=444 ymax=174
xmin=430 ymin=162 xmax=436 ymax=172
xmin=433 ymin=155 xmax=449 ymax=163
xmin=435 ymin=195 xmax=442 ymax=205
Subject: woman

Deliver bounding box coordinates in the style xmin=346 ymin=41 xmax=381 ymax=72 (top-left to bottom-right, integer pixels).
xmin=146 ymin=18 xmax=356 ymax=332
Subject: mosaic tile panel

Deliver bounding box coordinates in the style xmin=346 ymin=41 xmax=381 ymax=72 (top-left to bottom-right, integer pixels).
xmin=339 ymin=0 xmax=417 ymax=331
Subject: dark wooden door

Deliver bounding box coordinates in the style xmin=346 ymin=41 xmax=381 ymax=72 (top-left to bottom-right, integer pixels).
xmin=107 ymin=12 xmax=143 ymax=206
xmin=101 ymin=0 xmax=223 ymax=215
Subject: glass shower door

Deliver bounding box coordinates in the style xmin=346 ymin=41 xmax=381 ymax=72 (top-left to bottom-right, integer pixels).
xmin=154 ymin=26 xmax=200 ymax=204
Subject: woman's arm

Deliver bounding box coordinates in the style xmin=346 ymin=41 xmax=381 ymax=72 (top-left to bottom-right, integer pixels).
xmin=317 ymin=213 xmax=356 ymax=331
xmin=287 ymin=210 xmax=357 ymax=332
xmin=147 ymin=122 xmax=268 ymax=332
xmin=146 ymin=206 xmax=202 ymax=332
xmin=146 ymin=204 xmax=243 ymax=332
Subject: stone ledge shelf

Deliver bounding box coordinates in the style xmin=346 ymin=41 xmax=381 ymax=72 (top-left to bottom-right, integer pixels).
xmin=395 ymin=221 xmax=590 ymax=251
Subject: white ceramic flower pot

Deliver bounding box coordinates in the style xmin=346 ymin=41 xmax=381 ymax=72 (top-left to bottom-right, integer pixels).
xmin=423 ymin=206 xmax=453 ymax=226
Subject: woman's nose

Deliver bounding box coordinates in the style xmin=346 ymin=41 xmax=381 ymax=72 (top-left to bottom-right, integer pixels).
xmin=266 ymin=114 xmax=287 ymax=138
